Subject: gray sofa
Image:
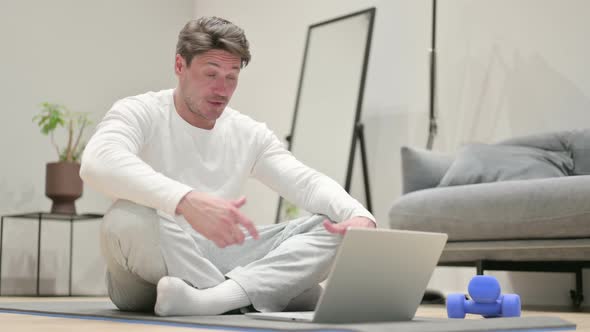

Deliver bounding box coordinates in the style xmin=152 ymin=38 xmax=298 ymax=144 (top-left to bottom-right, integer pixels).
xmin=388 ymin=129 xmax=590 ymax=307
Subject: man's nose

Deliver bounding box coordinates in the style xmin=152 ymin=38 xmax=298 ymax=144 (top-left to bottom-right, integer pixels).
xmin=212 ymin=78 xmax=230 ymax=96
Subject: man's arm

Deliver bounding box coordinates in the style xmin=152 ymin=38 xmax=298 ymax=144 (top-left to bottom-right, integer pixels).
xmin=81 ymin=101 xmax=258 ymax=246
xmin=251 ymin=129 xmax=376 ymax=227
xmin=80 ymin=102 xmax=193 ymax=217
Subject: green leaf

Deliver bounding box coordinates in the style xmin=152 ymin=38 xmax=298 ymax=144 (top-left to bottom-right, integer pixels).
xmin=34 ymin=102 xmax=94 ymax=161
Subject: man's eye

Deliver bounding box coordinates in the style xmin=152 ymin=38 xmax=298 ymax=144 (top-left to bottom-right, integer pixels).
xmin=227 ymin=77 xmax=236 ymax=81
xmin=207 ymin=74 xmax=216 ymax=78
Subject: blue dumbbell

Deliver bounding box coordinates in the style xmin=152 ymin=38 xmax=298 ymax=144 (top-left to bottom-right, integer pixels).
xmin=447 ymin=275 xmax=521 ymax=318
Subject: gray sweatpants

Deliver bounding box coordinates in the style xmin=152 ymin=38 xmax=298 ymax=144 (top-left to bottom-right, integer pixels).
xmin=100 ymin=200 xmax=342 ymax=313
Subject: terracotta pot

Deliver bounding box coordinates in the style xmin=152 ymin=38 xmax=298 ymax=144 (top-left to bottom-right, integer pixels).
xmin=45 ymin=162 xmax=83 ymax=215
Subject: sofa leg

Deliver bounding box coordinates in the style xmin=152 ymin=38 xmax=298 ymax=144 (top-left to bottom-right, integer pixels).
xmin=475 ymin=261 xmax=484 ymax=275
xmin=570 ymin=268 xmax=584 ymax=309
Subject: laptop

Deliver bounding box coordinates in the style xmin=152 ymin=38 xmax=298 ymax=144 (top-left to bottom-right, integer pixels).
xmin=245 ymin=228 xmax=447 ymax=324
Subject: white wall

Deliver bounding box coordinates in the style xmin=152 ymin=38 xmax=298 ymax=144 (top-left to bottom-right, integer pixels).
xmin=0 ymin=0 xmax=193 ymax=295
xmin=194 ymin=0 xmax=589 ymax=308
xmin=435 ymin=0 xmax=590 ymax=150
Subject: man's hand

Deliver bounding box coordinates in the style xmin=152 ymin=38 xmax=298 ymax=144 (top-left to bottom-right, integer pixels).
xmin=323 ymin=216 xmax=376 ymax=235
xmin=176 ymin=191 xmax=259 ymax=248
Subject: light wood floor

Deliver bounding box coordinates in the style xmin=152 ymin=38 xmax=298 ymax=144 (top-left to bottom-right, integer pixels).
xmin=0 ymin=297 xmax=588 ymax=331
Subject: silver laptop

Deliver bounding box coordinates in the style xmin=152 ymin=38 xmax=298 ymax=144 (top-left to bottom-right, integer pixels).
xmin=246 ymin=228 xmax=447 ymax=324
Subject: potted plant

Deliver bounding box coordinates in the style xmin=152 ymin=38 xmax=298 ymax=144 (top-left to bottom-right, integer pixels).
xmin=33 ymin=102 xmax=92 ymax=215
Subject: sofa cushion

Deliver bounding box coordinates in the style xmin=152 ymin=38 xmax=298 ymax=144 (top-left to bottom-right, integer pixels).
xmin=400 ymin=146 xmax=453 ymax=194
xmin=438 ymin=143 xmax=573 ymax=187
xmin=498 ymin=128 xmax=590 ymax=175
xmin=389 ymin=175 xmax=590 ymax=241
xmin=570 ymin=129 xmax=590 ymax=175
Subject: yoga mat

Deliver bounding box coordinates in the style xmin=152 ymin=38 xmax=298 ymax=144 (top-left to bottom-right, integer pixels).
xmin=0 ymin=301 xmax=576 ymax=332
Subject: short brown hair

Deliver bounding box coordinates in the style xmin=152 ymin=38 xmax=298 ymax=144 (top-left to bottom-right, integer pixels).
xmin=176 ymin=17 xmax=251 ymax=68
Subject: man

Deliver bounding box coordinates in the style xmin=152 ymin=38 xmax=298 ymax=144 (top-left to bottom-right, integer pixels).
xmin=80 ymin=16 xmax=375 ymax=317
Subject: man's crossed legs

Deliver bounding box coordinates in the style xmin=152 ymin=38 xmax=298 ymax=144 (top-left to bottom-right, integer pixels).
xmin=100 ymin=200 xmax=342 ymax=316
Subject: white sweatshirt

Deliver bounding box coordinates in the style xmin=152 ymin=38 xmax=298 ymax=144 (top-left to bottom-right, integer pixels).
xmin=80 ymin=89 xmax=374 ymax=224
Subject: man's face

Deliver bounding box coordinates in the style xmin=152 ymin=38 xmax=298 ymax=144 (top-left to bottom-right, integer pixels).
xmin=175 ymin=49 xmax=241 ymax=124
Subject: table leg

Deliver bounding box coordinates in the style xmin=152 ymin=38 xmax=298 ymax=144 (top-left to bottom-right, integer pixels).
xmin=69 ymin=219 xmax=73 ymax=296
xmin=37 ymin=215 xmax=42 ymax=296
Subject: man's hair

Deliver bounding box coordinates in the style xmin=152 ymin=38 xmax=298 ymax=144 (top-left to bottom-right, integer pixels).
xmin=176 ymin=17 xmax=251 ymax=68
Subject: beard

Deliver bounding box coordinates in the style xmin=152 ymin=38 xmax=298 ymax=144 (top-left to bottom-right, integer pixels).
xmin=183 ymin=94 xmax=214 ymax=121
xmin=178 ymin=82 xmax=227 ymax=122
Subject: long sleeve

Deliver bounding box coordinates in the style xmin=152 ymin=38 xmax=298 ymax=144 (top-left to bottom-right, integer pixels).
xmin=80 ymin=99 xmax=192 ymax=216
xmin=251 ymin=128 xmax=375 ymax=224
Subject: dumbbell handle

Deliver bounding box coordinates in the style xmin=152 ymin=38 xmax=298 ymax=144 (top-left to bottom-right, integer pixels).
xmin=464 ymin=299 xmax=501 ymax=317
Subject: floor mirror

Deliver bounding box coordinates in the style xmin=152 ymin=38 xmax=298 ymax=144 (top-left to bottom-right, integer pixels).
xmin=276 ymin=8 xmax=375 ymax=223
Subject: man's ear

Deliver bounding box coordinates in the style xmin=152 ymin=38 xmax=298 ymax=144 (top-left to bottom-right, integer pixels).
xmin=174 ymin=54 xmax=186 ymax=75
